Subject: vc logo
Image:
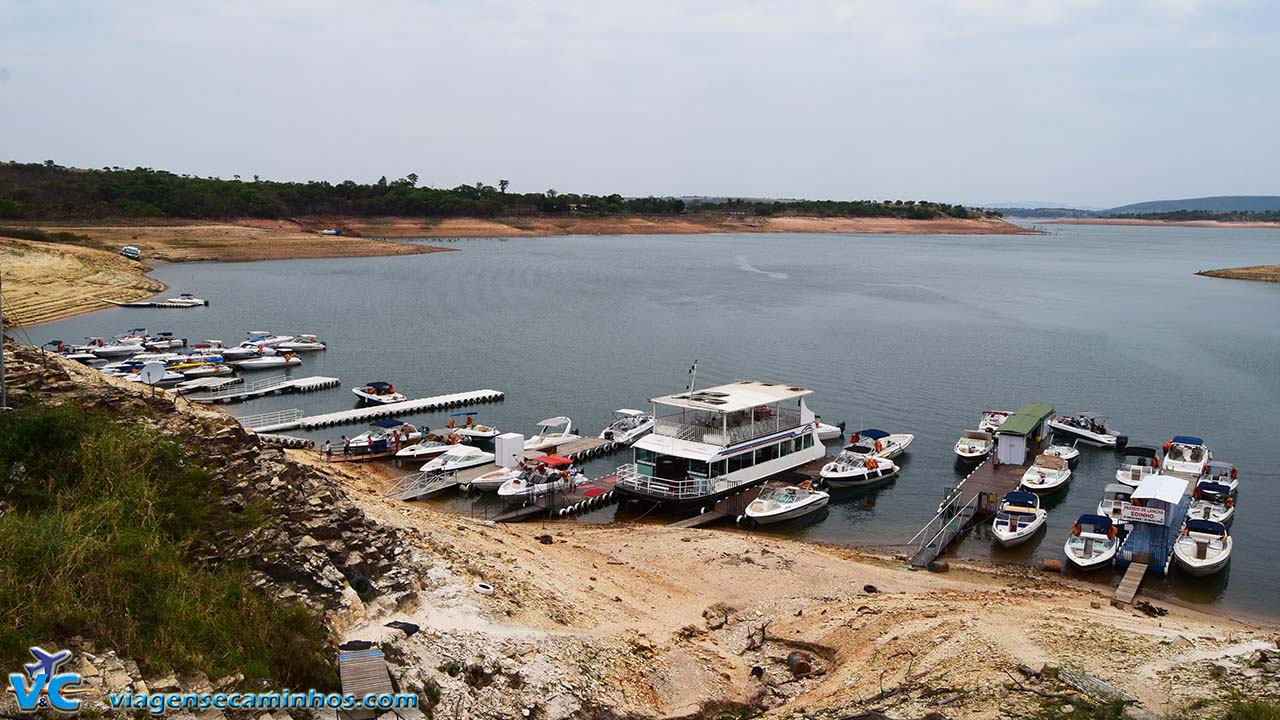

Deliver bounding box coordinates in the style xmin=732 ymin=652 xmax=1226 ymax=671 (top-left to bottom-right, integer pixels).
xmin=8 ymin=646 xmax=84 ymax=713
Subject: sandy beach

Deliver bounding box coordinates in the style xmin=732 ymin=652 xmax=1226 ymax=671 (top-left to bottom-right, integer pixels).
xmin=0 ymin=238 xmax=166 ymax=326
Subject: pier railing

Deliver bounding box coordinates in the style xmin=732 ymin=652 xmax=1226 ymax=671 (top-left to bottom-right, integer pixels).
xmin=614 ymin=464 xmax=716 ymax=500
xmin=239 ymin=408 xmax=303 ymax=431
xmin=654 ymin=409 xmax=803 ymax=447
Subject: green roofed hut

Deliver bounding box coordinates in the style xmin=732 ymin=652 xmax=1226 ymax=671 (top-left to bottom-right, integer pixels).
xmin=994 ymin=403 xmax=1054 ymax=465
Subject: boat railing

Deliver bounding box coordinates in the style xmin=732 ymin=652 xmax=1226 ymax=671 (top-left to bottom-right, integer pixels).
xmin=614 ymin=463 xmax=717 ymax=500
xmin=199 ymin=373 xmax=292 ymax=399
xmin=654 ymin=408 xmax=803 ymax=447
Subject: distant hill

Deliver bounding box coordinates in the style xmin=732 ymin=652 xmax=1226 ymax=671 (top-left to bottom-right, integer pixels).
xmin=1108 ymin=196 xmax=1280 ymax=214
xmin=984 ymin=201 xmax=1104 ymax=211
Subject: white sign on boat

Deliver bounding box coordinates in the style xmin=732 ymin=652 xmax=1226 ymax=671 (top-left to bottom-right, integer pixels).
xmin=1120 ymin=502 xmax=1166 ymax=525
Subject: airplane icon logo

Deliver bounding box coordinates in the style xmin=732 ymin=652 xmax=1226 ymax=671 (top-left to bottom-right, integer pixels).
xmin=8 ymin=646 xmax=83 ymax=713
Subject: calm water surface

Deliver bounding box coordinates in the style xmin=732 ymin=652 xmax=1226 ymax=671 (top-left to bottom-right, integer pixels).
xmin=36 ymin=223 xmax=1280 ymax=616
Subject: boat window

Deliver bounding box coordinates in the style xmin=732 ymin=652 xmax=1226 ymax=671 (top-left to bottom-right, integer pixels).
xmin=779 ymin=439 xmax=794 ymax=456
xmin=799 ymin=433 xmax=813 ymax=450
xmin=756 ymin=443 xmax=780 ymax=464
xmin=688 ymin=460 xmax=709 ymax=479
xmin=709 ymin=460 xmax=728 ymax=477
xmin=636 ymin=448 xmax=657 ymax=476
xmin=728 ymin=452 xmax=753 ymax=473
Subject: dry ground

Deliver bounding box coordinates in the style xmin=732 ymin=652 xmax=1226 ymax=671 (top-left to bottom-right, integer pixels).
xmin=0 ymin=238 xmax=165 ymax=326
xmin=1197 ymin=265 xmax=1280 ymax=283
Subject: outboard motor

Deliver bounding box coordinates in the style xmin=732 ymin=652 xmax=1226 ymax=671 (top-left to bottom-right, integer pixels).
xmin=1115 ymin=434 xmax=1128 ymax=450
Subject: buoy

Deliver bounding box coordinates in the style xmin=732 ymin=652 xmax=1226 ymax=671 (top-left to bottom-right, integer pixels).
xmin=473 ymin=582 xmax=495 ymax=595
xmin=1041 ymin=559 xmax=1063 ymax=573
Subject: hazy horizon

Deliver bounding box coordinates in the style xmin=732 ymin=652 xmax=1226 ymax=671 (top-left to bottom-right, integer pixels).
xmin=2 ymin=1 xmax=1277 ymax=208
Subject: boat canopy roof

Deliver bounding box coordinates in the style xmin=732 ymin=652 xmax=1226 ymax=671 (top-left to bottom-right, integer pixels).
xmin=1172 ymin=435 xmax=1205 ymax=446
xmin=1206 ymin=460 xmax=1235 ymax=471
xmin=853 ymin=429 xmax=889 ymax=440
xmin=1123 ymin=445 xmax=1158 ymax=458
xmin=653 ymin=380 xmax=812 ymax=414
xmin=1103 ymin=483 xmax=1133 ymax=496
xmin=1003 ymin=491 xmax=1039 ymax=507
xmin=532 ymin=455 xmax=572 ymax=467
xmin=1186 ymin=519 xmax=1227 ymax=536
xmin=1133 ymin=475 xmax=1188 ymax=504
xmin=450 ymin=411 xmax=478 ymax=417
xmin=1078 ymin=514 xmax=1113 ymax=530
xmin=1197 ymin=481 xmax=1232 ymax=498
xmin=363 ymin=381 xmax=392 ymax=389
xmin=371 ymin=419 xmax=409 ymax=428
xmin=997 ymin=403 xmax=1054 ymax=436
xmin=614 ymin=408 xmax=646 ymax=416
xmin=536 ymin=416 xmax=571 ymax=426
xmin=961 ymin=429 xmax=993 ymax=440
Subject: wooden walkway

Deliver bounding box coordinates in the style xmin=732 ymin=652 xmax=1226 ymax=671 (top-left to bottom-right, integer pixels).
xmin=491 ymin=475 xmax=620 ymax=523
xmin=1114 ymin=561 xmax=1148 ymax=605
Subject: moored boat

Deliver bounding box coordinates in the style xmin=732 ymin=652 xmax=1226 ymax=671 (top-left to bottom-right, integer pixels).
xmin=352 ymin=381 xmax=406 ymax=405
xmin=144 ymin=332 xmax=187 ymax=350
xmin=1096 ymin=483 xmax=1134 ymax=523
xmin=1045 ymin=441 xmax=1080 ymax=465
xmin=237 ymin=352 xmax=301 ymax=370
xmin=1115 ymin=445 xmax=1161 ymax=487
xmin=1049 ymin=412 xmax=1127 ymax=448
xmin=814 ymin=417 xmax=845 ymax=442
xmin=1063 ymin=514 xmax=1119 ymax=570
xmin=166 ymin=293 xmax=209 ymax=306
xmin=347 ymin=420 xmax=422 ymax=453
xmin=245 ymin=331 xmax=294 ymax=347
xmin=419 ymin=445 xmax=495 ymax=474
xmin=819 ymin=454 xmax=898 ymax=487
xmin=840 ymin=428 xmax=914 ymax=460
xmin=1020 ymin=453 xmax=1071 ymax=492
xmin=1201 ymin=460 xmax=1239 ymax=495
xmin=523 ymin=416 xmax=579 ymax=451
xmin=276 ymin=334 xmax=327 ymax=352
xmin=395 ymin=433 xmax=468 ymax=460
xmin=1173 ymin=519 xmax=1232 ymax=577
xmin=498 ymin=455 xmax=582 ymax=499
xmin=1161 ymin=436 xmax=1211 ymax=478
xmin=1188 ymin=480 xmax=1235 ymax=525
xmin=978 ymin=410 xmax=1012 ymax=433
xmin=598 ymin=409 xmax=654 ymax=445
xmin=221 ymin=341 xmax=277 ymax=361
xmin=991 ymin=491 xmax=1047 ymax=547
xmin=954 ymin=429 xmax=994 ymax=463
xmin=742 ymin=481 xmax=829 ymax=525
xmin=448 ymin=411 xmax=501 ymax=439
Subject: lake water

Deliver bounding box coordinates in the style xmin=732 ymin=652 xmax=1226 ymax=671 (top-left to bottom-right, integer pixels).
xmin=34 ymin=222 xmax=1280 ymax=616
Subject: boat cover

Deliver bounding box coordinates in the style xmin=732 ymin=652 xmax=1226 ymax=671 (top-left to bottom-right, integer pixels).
xmin=532 ymin=455 xmax=573 ymax=467
xmin=371 ymin=419 xmax=409 ymax=428
xmin=853 ymin=429 xmax=890 ymax=440
xmin=615 ymin=409 xmax=646 ymax=416
xmin=1078 ymin=514 xmax=1112 ymax=531
xmin=1185 ymin=519 xmax=1226 ymax=536
xmin=1196 ymin=481 xmax=1231 ymax=499
xmin=1102 ymin=483 xmax=1133 ymax=497
xmin=1172 ymin=435 xmax=1205 ymax=446
xmin=450 ymin=411 xmax=478 ymax=417
xmin=1133 ymin=475 xmax=1188 ymax=504
xmin=1003 ymin=491 xmax=1039 ymax=507
xmin=1123 ymin=446 xmax=1158 ymax=458
xmin=364 ymin=381 xmax=392 ymax=390
xmin=537 ymin=416 xmax=571 ymax=426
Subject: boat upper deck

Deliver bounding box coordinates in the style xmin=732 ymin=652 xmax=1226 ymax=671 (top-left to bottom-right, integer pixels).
xmin=649 ymin=380 xmax=814 ymax=449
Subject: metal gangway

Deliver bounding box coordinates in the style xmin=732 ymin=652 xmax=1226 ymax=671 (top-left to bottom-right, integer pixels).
xmin=385 ymin=471 xmax=460 ymax=501
xmin=239 ymin=408 xmax=304 ymax=431
xmin=908 ymin=489 xmax=989 ymax=568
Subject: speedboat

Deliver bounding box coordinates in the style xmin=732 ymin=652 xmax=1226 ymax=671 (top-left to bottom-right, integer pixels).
xmin=395 ymin=433 xmax=469 ymax=460
xmin=954 ymin=430 xmax=994 ymax=463
xmin=743 ymin=482 xmax=829 ymax=525
xmin=841 ymin=428 xmax=914 ymax=460
xmin=419 ymin=445 xmax=495 ymax=474
xmin=100 ymin=352 xmax=182 ymax=373
xmin=465 ymin=466 xmax=521 ymax=492
xmin=448 ymin=411 xmax=501 ymax=439
xmin=814 ymin=417 xmax=845 ymax=442
xmin=352 ymin=381 xmax=406 ymax=405
xmin=221 ymin=341 xmax=277 ymax=361
xmin=1115 ymin=445 xmax=1161 ymax=487
xmin=1063 ymin=514 xmax=1119 ymax=570
xmin=819 ymin=454 xmax=898 ymax=487
xmin=978 ymin=409 xmax=1012 ymax=433
xmin=166 ymin=293 xmax=208 ymax=306
xmin=347 ymin=420 xmax=422 ymax=453
xmin=91 ymin=338 xmax=146 ymax=358
xmin=1162 ymin=436 xmax=1211 ymax=477
xmin=497 ymin=456 xmax=581 ymax=499
xmin=176 ymin=362 xmax=233 ymax=378
xmin=1201 ymin=460 xmax=1239 ymax=495
xmin=598 ymin=409 xmax=654 ymax=445
xmin=1096 ymin=483 xmax=1134 ymax=523
xmin=991 ymin=491 xmax=1047 ymax=547
xmin=1045 ymin=441 xmax=1080 ymax=465
xmin=245 ymin=331 xmax=294 ymax=347
xmin=1020 ymin=453 xmax=1071 ymax=492
xmin=1188 ymin=480 xmax=1235 ymax=525
xmin=187 ymin=341 xmax=226 ymax=359
xmin=143 ymin=332 xmax=186 ymax=350
xmin=1173 ymin=519 xmax=1232 ymax=577
xmin=523 ymin=416 xmax=579 ymax=451
xmin=1049 ymin=413 xmax=1127 ymax=448
xmin=276 ymin=334 xmax=327 ymax=352
xmin=237 ymin=353 xmax=301 ymax=370
xmin=123 ymin=369 xmax=186 ymax=386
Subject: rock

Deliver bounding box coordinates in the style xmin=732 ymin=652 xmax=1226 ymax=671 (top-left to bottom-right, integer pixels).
xmin=1172 ymin=635 xmax=1193 ymax=649
xmin=1091 ymin=600 xmax=1103 ymax=609
xmin=150 ymin=674 xmax=181 ymax=692
xmin=1039 ymin=662 xmax=1060 ymax=679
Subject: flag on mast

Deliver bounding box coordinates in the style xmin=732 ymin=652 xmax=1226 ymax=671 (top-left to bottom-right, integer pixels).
xmin=686 ymin=359 xmax=699 ymax=392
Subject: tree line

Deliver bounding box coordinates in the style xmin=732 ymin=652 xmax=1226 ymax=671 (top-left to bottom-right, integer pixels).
xmin=0 ymin=161 xmax=996 ymax=222
xmin=1106 ymin=209 xmax=1280 ymax=223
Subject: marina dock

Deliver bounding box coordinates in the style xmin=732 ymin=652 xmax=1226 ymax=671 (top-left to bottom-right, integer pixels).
xmin=99 ymin=298 xmax=210 ymax=309
xmin=666 ymin=458 xmax=829 ymax=528
xmin=188 ymin=374 xmax=340 ymax=404
xmin=490 ymin=475 xmax=620 ymax=523
xmin=233 ymin=389 xmax=507 ymax=432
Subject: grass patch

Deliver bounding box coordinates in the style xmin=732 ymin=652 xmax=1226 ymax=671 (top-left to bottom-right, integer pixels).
xmin=0 ymin=404 xmax=334 ymax=687
xmin=0 ymin=226 xmax=90 ymax=243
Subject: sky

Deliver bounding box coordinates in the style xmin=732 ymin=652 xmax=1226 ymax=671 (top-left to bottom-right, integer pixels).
xmin=1 ymin=0 xmax=1277 ymax=208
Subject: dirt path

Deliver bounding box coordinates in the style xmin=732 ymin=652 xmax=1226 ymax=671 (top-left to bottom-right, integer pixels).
xmin=0 ymin=238 xmax=165 ymax=326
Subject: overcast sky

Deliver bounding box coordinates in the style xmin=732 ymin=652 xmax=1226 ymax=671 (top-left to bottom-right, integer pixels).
xmin=1 ymin=0 xmax=1276 ymax=207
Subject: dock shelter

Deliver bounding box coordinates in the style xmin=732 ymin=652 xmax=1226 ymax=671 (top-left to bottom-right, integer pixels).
xmin=1118 ymin=474 xmax=1190 ymax=574
xmin=994 ymin=403 xmax=1054 ymax=465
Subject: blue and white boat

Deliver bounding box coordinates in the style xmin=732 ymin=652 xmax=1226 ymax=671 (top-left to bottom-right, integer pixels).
xmin=992 ymin=491 xmax=1047 ymax=547
xmin=1188 ymin=480 xmax=1235 ymax=524
xmin=353 ymin=381 xmax=406 ymax=405
xmin=1173 ymin=519 xmax=1232 ymax=577
xmin=1064 ymin=514 xmax=1118 ymax=570
xmin=1162 ymin=435 xmax=1211 ymax=478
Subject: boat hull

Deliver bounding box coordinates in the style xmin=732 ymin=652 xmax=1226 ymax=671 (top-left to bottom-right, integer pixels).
xmin=745 ymin=495 xmax=829 ymax=524
xmin=1049 ymin=420 xmax=1126 ymax=448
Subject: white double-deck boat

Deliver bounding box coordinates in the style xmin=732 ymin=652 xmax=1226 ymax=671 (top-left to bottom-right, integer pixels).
xmin=1097 ymin=483 xmax=1134 ymax=523
xmin=992 ymin=491 xmax=1047 ymax=547
xmin=1049 ymin=413 xmax=1127 ymax=448
xmin=1201 ymin=460 xmax=1239 ymax=495
xmin=449 ymin=411 xmax=501 ymax=439
xmin=1162 ymin=436 xmax=1211 ymax=478
xmin=598 ymin=409 xmax=654 ymax=445
xmin=613 ymin=380 xmax=825 ymax=506
xmin=978 ymin=409 xmax=1012 ymax=433
xmin=820 ymin=454 xmax=898 ymax=487
xmin=1115 ymin=445 xmax=1160 ymax=487
xmin=954 ymin=430 xmax=994 ymax=463
xmin=498 ymin=455 xmax=582 ymax=499
xmin=743 ymin=481 xmax=829 ymax=525
xmin=1064 ymin=514 xmax=1119 ymax=570
xmin=276 ymin=334 xmax=327 ymax=352
xmin=1189 ymin=480 xmax=1235 ymax=524
xmin=523 ymin=416 xmax=579 ymax=451
xmin=237 ymin=352 xmax=301 ymax=370
xmin=1021 ymin=454 xmax=1071 ymax=492
xmin=840 ymin=428 xmax=914 ymax=460
xmin=1173 ymin=519 xmax=1232 ymax=577
xmin=419 ymin=445 xmax=495 ymax=474
xmin=352 ymin=381 xmax=406 ymax=405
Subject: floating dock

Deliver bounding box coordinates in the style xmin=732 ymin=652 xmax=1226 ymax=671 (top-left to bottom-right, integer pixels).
xmin=175 ymin=376 xmax=243 ymax=394
xmin=666 ymin=458 xmax=829 ymax=528
xmin=1117 ymin=495 xmax=1191 ymax=574
xmin=289 ymin=389 xmax=505 ymax=430
xmin=188 ymin=375 xmax=340 ymax=404
xmin=99 ymin=298 xmax=209 ymax=309
xmin=490 ymin=475 xmax=620 ymax=523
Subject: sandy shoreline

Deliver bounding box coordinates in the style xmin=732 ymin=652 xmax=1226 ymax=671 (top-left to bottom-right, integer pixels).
xmin=1 ymin=238 xmax=166 ymax=326
xmin=1047 ymin=217 xmax=1280 ymax=230
xmin=1197 ymin=264 xmax=1280 ymax=283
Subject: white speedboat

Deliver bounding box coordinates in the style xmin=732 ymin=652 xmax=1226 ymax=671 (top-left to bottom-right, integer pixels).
xmin=187 ymin=341 xmax=226 ymax=359
xmin=1115 ymin=446 xmax=1161 ymax=487
xmin=743 ymin=482 xmax=829 ymax=525
xmin=1049 ymin=413 xmax=1127 ymax=448
xmin=1201 ymin=460 xmax=1239 ymax=495
xmin=221 ymin=341 xmax=277 ymax=361
xmin=1173 ymin=519 xmax=1232 ymax=577
xmin=122 ymin=368 xmax=186 ymax=386
xmin=237 ymin=353 xmax=301 ymax=370
xmin=1188 ymin=480 xmax=1235 ymax=525
xmin=1096 ymin=483 xmax=1133 ymax=523
xmin=176 ymin=362 xmax=233 ymax=378
xmin=954 ymin=430 xmax=994 ymax=463
xmin=842 ymin=428 xmax=914 ymax=460
xmin=91 ymin=338 xmax=146 ymax=358
xmin=1021 ymin=453 xmax=1071 ymax=492
xmin=447 ymin=411 xmax=501 ymax=439
xmin=523 ymin=416 xmax=579 ymax=451
xmin=498 ymin=456 xmax=581 ymax=499
xmin=1045 ymin=442 xmax=1080 ymax=464
xmin=352 ymin=381 xmax=406 ymax=405
xmin=819 ymin=454 xmax=898 ymax=487
xmin=245 ymin=331 xmax=294 ymax=347
xmin=166 ymin=293 xmax=208 ymax=306
xmin=814 ymin=417 xmax=845 ymax=442
xmin=347 ymin=420 xmax=422 ymax=453
xmin=1063 ymin=515 xmax=1119 ymax=570
xmin=100 ymin=353 xmax=182 ymax=373
xmin=419 ymin=445 xmax=495 ymax=474
xmin=978 ymin=409 xmax=1012 ymax=433
xmin=598 ymin=409 xmax=654 ymax=445
xmin=465 ymin=466 xmax=521 ymax=492
xmin=394 ymin=435 xmax=467 ymax=460
xmin=143 ymin=332 xmax=186 ymax=350
xmin=991 ymin=491 xmax=1047 ymax=547
xmin=1162 ymin=436 xmax=1211 ymax=478
xmin=276 ymin=334 xmax=326 ymax=352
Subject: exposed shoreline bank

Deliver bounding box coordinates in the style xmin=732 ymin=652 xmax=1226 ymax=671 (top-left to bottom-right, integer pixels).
xmin=1046 ymin=217 xmax=1280 ymax=230
xmin=1197 ymin=265 xmax=1280 ymax=283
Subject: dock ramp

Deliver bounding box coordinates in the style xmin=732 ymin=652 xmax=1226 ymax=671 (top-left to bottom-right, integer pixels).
xmin=1114 ymin=561 xmax=1149 ymax=605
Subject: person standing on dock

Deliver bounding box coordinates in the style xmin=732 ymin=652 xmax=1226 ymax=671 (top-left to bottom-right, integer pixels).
xmin=342 ymin=435 xmax=351 ymax=457
xmin=323 ymin=439 xmax=332 ymax=461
